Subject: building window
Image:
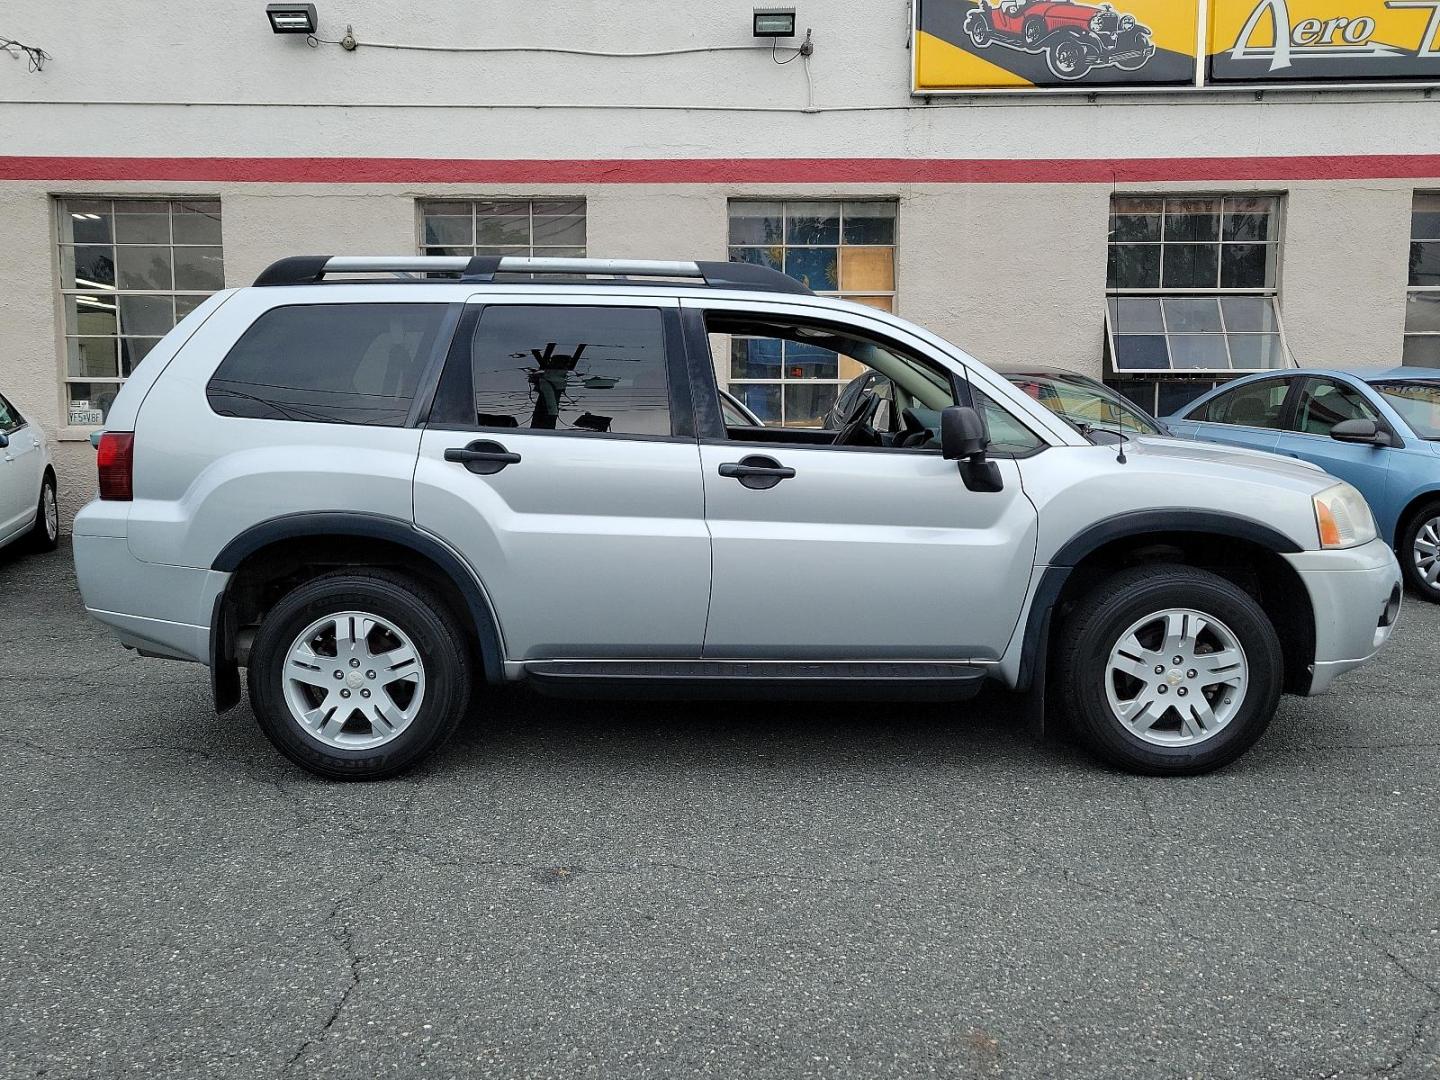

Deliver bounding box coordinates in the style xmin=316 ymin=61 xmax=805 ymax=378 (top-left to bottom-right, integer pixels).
xmin=726 ymin=200 xmax=897 ymax=426
xmin=1405 ymin=192 xmax=1440 ymax=366
xmin=1105 ymin=195 xmax=1287 ymax=416
xmin=418 ymin=199 xmax=586 ymax=260
xmin=58 ymin=198 xmax=224 ymax=425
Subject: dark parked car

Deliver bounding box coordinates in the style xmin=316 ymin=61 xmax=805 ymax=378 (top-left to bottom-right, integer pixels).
xmin=996 ymin=365 xmax=1168 ymax=442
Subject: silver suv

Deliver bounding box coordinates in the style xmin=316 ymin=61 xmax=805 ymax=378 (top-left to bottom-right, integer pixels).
xmin=73 ymin=256 xmax=1403 ymax=779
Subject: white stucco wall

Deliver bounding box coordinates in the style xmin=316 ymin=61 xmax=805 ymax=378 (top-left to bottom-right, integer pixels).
xmin=1 ymin=0 xmax=1437 ymax=524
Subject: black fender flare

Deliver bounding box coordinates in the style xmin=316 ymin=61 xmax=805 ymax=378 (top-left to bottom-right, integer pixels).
xmin=1016 ymin=510 xmax=1304 ymax=695
xmin=209 ymin=512 xmax=505 ymax=710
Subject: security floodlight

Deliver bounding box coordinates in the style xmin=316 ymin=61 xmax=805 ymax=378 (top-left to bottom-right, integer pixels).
xmin=266 ymin=3 xmax=317 ymax=34
xmin=753 ymin=7 xmax=797 ymax=37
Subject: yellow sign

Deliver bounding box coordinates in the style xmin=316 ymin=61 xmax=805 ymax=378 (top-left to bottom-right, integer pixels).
xmin=915 ymin=0 xmax=1201 ymax=90
xmin=913 ymin=0 xmax=1440 ymax=90
xmin=1207 ymin=0 xmax=1440 ymax=81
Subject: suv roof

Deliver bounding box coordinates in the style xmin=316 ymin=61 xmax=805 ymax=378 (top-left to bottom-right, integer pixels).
xmin=253 ymin=255 xmax=815 ymax=296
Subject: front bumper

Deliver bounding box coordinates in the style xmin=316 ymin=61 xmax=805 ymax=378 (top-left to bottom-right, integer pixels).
xmin=1283 ymin=537 xmax=1402 ymax=695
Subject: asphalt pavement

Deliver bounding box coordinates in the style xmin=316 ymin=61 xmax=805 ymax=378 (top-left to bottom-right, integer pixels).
xmin=2 ymin=545 xmax=1437 ymax=1080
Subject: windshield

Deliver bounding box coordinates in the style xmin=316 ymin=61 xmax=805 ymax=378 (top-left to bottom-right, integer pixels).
xmin=1370 ymin=380 xmax=1440 ymax=440
xmin=1004 ymin=372 xmax=1164 ymax=438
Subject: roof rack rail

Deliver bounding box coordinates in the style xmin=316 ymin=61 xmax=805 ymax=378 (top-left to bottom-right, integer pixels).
xmin=251 ymin=255 xmax=813 ymax=296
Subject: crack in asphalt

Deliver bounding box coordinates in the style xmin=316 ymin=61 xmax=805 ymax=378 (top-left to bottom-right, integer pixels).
xmin=1218 ymin=885 xmax=1440 ymax=1077
xmin=282 ymin=873 xmax=386 ymax=1075
xmin=1368 ymin=933 xmax=1440 ymax=1077
xmin=0 ymin=734 xmax=214 ymax=763
xmin=389 ymin=846 xmax=891 ymax=887
xmin=0 ymin=656 xmax=152 ymax=684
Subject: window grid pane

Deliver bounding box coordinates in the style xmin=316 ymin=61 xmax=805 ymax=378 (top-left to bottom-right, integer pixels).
xmin=1107 ymin=194 xmax=1283 ymax=378
xmin=417 ymin=199 xmax=587 ymax=263
xmin=728 ymin=200 xmax=897 ymax=428
xmin=1408 ymin=197 xmax=1440 ymax=361
xmin=1107 ymin=196 xmax=1279 ymax=293
xmin=59 ymin=198 xmax=224 ymax=425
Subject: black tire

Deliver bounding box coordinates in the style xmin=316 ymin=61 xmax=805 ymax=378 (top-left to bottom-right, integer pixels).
xmin=1046 ymin=36 xmax=1090 ymax=80
xmin=966 ymin=18 xmax=992 ymax=47
xmin=247 ymin=570 xmax=472 ymax=780
xmin=1023 ymin=18 xmax=1047 ymax=47
xmin=26 ymin=472 xmax=59 ymax=553
xmin=1055 ymin=564 xmax=1283 ymax=776
xmin=1398 ymin=499 xmax=1440 ymax=603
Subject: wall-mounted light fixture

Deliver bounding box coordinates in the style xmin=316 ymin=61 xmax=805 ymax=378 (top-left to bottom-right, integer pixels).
xmin=752 ymin=7 xmax=797 ymax=38
xmin=266 ymin=3 xmax=317 ymax=34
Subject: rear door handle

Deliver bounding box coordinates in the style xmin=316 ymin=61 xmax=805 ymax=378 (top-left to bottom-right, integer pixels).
xmin=719 ymin=455 xmax=795 ymax=490
xmin=444 ymin=440 xmax=521 ymax=475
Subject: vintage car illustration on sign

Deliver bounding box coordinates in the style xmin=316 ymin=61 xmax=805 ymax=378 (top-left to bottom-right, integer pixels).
xmin=963 ymin=0 xmax=1157 ymax=80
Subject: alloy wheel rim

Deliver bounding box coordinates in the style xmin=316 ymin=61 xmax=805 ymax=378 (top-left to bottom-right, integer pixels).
xmin=1414 ymin=517 xmax=1440 ymax=591
xmin=282 ymin=610 xmax=426 ymax=750
xmin=43 ymin=485 xmax=57 ymax=541
xmin=1104 ymin=607 xmax=1249 ymax=747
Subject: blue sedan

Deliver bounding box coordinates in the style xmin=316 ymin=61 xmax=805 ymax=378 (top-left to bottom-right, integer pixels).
xmin=1165 ymin=368 xmax=1440 ymax=601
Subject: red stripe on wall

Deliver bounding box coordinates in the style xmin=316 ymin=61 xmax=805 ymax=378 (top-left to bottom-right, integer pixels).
xmin=2 ymin=155 xmax=1439 ymax=184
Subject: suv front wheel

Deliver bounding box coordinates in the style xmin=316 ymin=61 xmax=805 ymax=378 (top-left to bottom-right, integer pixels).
xmin=1056 ymin=564 xmax=1283 ymax=776
xmin=247 ymin=570 xmax=472 ymax=780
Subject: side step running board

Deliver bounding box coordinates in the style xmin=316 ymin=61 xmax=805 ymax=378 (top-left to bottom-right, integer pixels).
xmin=522 ymin=660 xmax=992 ymax=702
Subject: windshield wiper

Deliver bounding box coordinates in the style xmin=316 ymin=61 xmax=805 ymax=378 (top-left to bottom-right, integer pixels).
xmin=1070 ymin=419 xmax=1132 ymax=444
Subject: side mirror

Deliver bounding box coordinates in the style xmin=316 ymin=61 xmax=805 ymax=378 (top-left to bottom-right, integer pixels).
xmin=1330 ymin=418 xmax=1392 ymax=447
xmin=941 ymin=405 xmax=989 ymax=461
xmin=941 ymin=404 xmax=1004 ymax=493
xmin=0 ymin=432 xmax=8 ymax=449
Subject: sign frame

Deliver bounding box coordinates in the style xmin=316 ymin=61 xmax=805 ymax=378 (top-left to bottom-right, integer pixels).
xmin=911 ymin=0 xmax=1440 ymax=95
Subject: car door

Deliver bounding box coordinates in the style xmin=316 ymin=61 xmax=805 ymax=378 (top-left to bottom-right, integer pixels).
xmin=688 ymin=300 xmax=1040 ymax=661
xmin=0 ymin=394 xmax=40 ymax=541
xmin=1172 ymin=375 xmax=1294 ymax=455
xmin=413 ymin=296 xmax=712 ymax=661
xmin=1276 ymin=375 xmax=1393 ymax=500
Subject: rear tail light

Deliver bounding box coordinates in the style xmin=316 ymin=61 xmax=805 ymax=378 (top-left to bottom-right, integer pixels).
xmin=96 ymin=432 xmax=135 ymax=501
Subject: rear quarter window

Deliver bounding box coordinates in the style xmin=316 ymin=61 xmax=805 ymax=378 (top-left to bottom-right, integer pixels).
xmin=1188 ymin=379 xmax=1289 ymax=429
xmin=206 ymin=303 xmax=450 ymax=426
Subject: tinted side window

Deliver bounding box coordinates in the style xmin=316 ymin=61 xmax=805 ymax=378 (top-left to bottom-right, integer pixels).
xmin=469 ymin=306 xmax=670 ymax=437
xmin=1292 ymin=379 xmax=1380 ymax=436
xmin=207 ymin=304 xmax=448 ymax=426
xmin=1192 ymin=380 xmax=1289 ymax=429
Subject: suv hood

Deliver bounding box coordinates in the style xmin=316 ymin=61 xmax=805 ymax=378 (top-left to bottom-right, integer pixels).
xmin=1125 ymin=435 xmax=1332 ymax=485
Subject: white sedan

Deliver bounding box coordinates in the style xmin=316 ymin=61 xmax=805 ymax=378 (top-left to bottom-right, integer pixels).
xmin=0 ymin=392 xmax=58 ymax=555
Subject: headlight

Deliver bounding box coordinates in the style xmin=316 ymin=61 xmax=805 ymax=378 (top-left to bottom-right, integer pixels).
xmin=1119 ymin=13 xmax=1135 ymax=30
xmin=1089 ymin=13 xmax=1105 ymax=30
xmin=1313 ymin=482 xmax=1377 ymax=549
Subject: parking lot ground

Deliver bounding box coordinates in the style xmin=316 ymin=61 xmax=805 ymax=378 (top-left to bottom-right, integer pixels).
xmin=2 ymin=544 xmax=1438 ymax=1080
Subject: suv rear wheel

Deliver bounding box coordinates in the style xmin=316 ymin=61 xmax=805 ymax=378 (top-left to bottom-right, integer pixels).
xmin=247 ymin=570 xmax=472 ymax=780
xmin=1056 ymin=564 xmax=1283 ymax=775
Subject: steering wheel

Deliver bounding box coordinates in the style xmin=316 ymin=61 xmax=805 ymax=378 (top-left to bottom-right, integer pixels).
xmin=834 ymin=393 xmax=883 ymax=448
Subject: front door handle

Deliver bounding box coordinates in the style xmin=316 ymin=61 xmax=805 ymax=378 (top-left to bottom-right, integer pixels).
xmin=444 ymin=440 xmax=522 ymax=475
xmin=718 ymin=455 xmax=795 ymax=490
